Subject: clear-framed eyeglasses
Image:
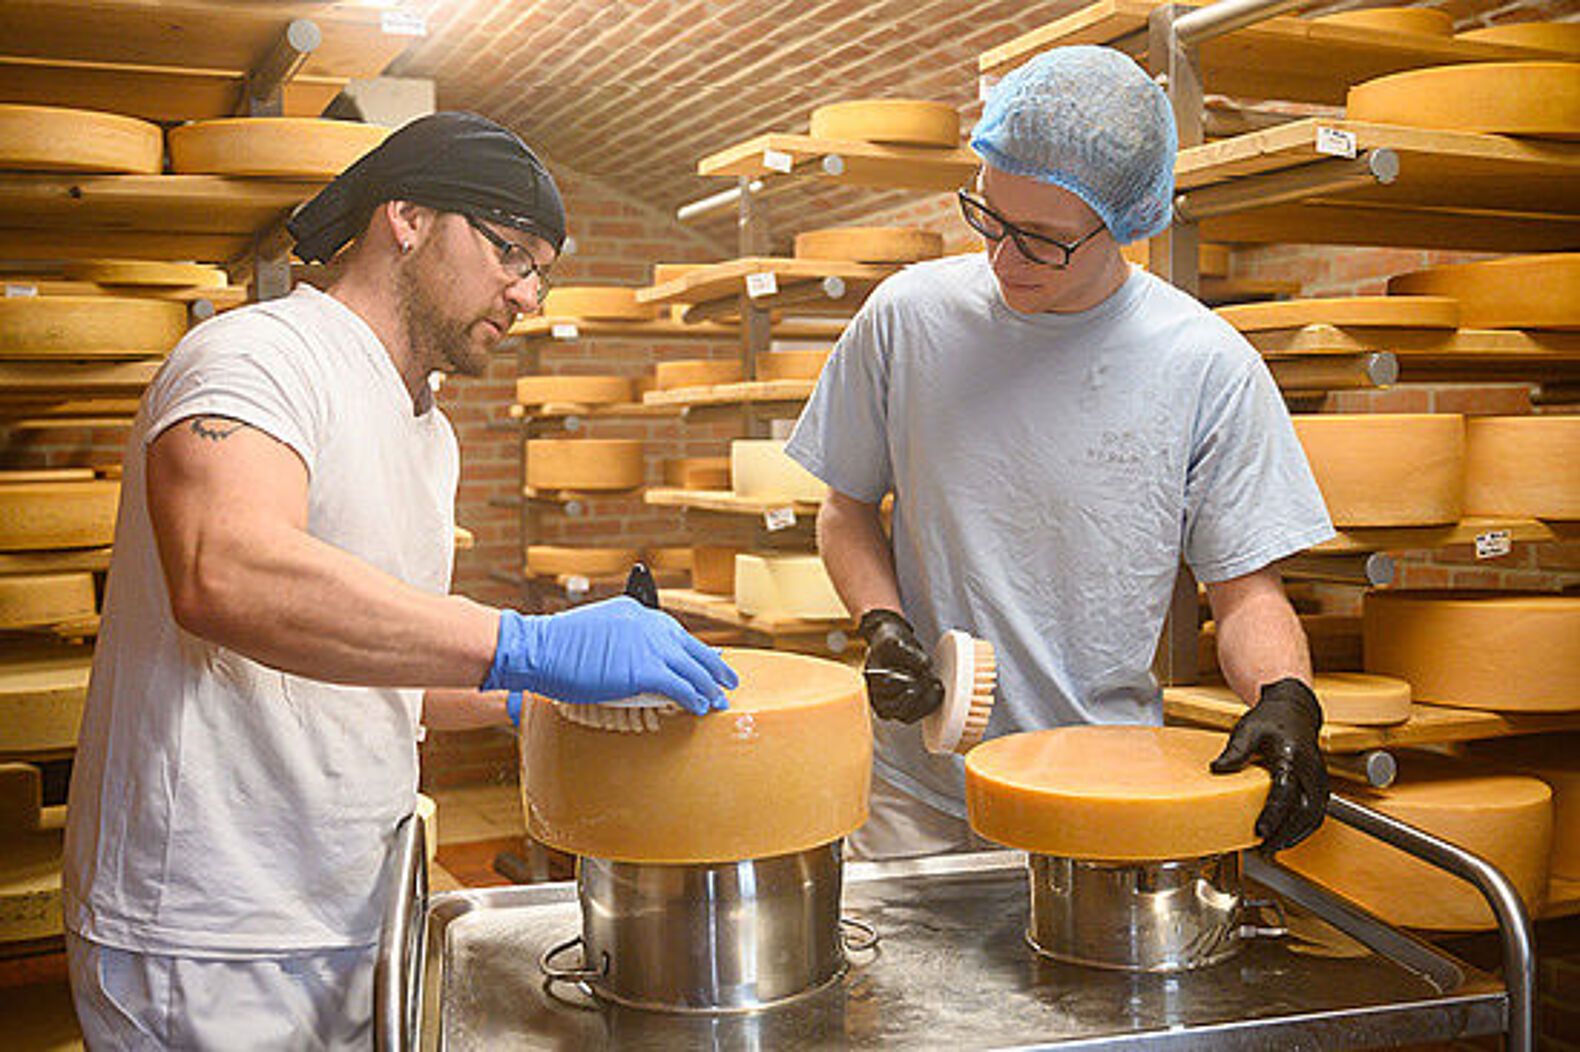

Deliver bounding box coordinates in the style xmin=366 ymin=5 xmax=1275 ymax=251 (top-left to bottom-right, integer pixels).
xmin=465 ymin=213 xmax=553 ymax=292
xmin=957 ymin=190 xmax=1104 ymax=269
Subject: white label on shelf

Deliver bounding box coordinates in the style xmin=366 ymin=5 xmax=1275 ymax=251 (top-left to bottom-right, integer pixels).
xmin=764 ymin=506 xmax=797 ymax=531
xmin=564 ymin=574 xmax=591 ymax=596
xmin=3 ymin=284 xmax=37 ymax=297
xmin=1474 ymin=529 xmax=1513 ymax=560
xmin=550 ymin=323 xmax=580 ymax=340
xmin=381 ymin=10 xmax=428 ymax=36
xmin=746 ymin=271 xmax=779 ymax=298
xmin=1315 ymin=126 xmax=1358 ymax=159
xmin=762 ymin=148 xmax=794 ymax=174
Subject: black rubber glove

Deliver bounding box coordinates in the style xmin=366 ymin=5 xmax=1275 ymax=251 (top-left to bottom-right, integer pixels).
xmin=1210 ymin=677 xmax=1330 ymax=853
xmin=857 ymin=609 xmax=944 ymax=723
xmin=624 ymin=563 xmax=660 ymax=610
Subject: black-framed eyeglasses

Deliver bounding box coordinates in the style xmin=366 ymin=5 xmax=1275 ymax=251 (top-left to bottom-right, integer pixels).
xmin=464 ymin=214 xmax=553 ymax=291
xmin=957 ymin=190 xmax=1104 ymax=269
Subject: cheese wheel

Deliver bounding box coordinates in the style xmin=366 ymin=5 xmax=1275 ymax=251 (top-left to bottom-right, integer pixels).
xmin=1387 ymin=254 xmax=1580 ymax=330
xmin=63 ymin=260 xmax=227 ymax=289
xmin=0 ymin=296 xmax=186 ymax=356
xmin=1464 ymin=415 xmax=1580 ymax=520
xmin=526 ymin=546 xmax=639 ymax=578
xmin=0 ymin=104 xmax=162 ymax=174
xmin=167 ymin=118 xmax=390 ymax=177
xmin=808 ymin=100 xmax=960 ymax=148
xmin=1121 ymin=241 xmax=1232 ymax=278
xmin=792 ymin=226 xmax=943 ymax=264
xmin=1313 ymin=7 xmax=1453 ymax=36
xmin=1457 ymin=23 xmax=1580 ymax=56
xmin=521 ymin=648 xmax=870 ymax=862
xmin=0 ymin=574 xmax=96 ymax=630
xmin=734 ymin=553 xmax=848 ymax=621
xmin=0 ymin=480 xmax=120 ymax=551
xmin=756 ymin=349 xmax=831 ymax=381
xmin=1281 ymin=757 xmax=1552 ymax=929
xmin=1347 ymin=62 xmax=1580 ymax=140
xmin=0 ymin=469 xmax=94 ymax=484
xmin=541 ymin=286 xmax=656 ymax=321
xmin=1293 ymin=414 xmax=1465 ymax=526
xmin=652 ymin=358 xmax=742 ymax=390
xmin=1175 ymin=674 xmax=1413 ymax=727
xmin=525 ymin=440 xmax=645 ymax=491
xmin=965 ymin=726 xmax=1269 ymax=861
xmin=645 ymin=547 xmax=691 ymax=573
xmin=692 ymin=546 xmax=741 ymax=595
xmin=730 ymin=439 xmax=828 ymax=502
xmin=1216 ymin=296 xmax=1460 ymax=332
xmin=0 ymin=644 xmax=91 ymax=754
xmin=514 ymin=374 xmax=631 ymax=406
xmin=1466 ymin=733 xmax=1580 ymax=879
xmin=0 ymin=825 xmax=64 ymax=943
xmin=662 ymin=457 xmax=730 ymax=490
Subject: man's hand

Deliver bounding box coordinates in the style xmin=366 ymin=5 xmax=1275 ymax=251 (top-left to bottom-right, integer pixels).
xmin=857 ymin=609 xmax=944 ymax=723
xmin=1211 ymin=678 xmax=1329 ymax=852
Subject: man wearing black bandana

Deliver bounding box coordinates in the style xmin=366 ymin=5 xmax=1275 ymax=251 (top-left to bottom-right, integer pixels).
xmin=63 ymin=113 xmax=736 ymax=1048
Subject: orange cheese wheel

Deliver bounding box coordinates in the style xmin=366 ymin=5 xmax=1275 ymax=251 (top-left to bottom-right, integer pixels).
xmin=1347 ymin=62 xmax=1580 ymax=140
xmin=1466 ymin=733 xmax=1580 ymax=879
xmin=0 ymin=469 xmax=94 ymax=484
xmin=0 ymin=644 xmax=91 ymax=754
xmin=1464 ymin=415 xmax=1580 ymax=520
xmin=525 ymin=440 xmax=645 ymax=492
xmin=808 ymin=100 xmax=960 ymax=147
xmin=1313 ymin=7 xmax=1453 ymax=36
xmin=167 ymin=117 xmax=389 ymax=177
xmin=793 ymin=226 xmax=943 ymax=264
xmin=652 ymin=358 xmax=742 ymax=390
xmin=1364 ymin=590 xmax=1580 ymax=712
xmin=521 ymin=648 xmax=870 ymax=862
xmin=1293 ymin=414 xmax=1465 ymax=526
xmin=525 ymin=546 xmax=640 ymax=578
xmin=541 ymin=286 xmax=656 ymax=321
xmin=1281 ymin=758 xmax=1552 ymax=929
xmin=1387 ymin=253 xmax=1580 ymax=330
xmin=730 ymin=439 xmax=827 ymax=502
xmin=1217 ymin=295 xmax=1459 ymax=332
xmin=0 ymin=296 xmax=186 ymax=357
xmin=734 ymin=553 xmax=848 ymax=621
xmin=662 ymin=457 xmax=730 ymax=490
xmin=514 ymin=374 xmax=631 ymax=406
xmin=965 ymin=726 xmax=1268 ymax=861
xmin=0 ymin=104 xmax=162 ymax=174
xmin=0 ymin=826 xmax=63 ymax=943
xmin=644 ymin=547 xmax=692 ymax=573
xmin=63 ymin=260 xmax=226 ymax=289
xmin=0 ymin=574 xmax=96 ymax=630
xmin=0 ymin=480 xmax=119 ymax=551
xmin=1457 ymin=22 xmax=1580 ymax=56
xmin=692 ymin=546 xmax=742 ymax=595
xmin=756 ymin=349 xmax=831 ymax=381
xmin=1173 ymin=673 xmax=1413 ymax=727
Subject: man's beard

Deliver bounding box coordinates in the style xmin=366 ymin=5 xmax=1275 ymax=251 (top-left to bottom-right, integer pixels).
xmin=397 ymin=264 xmax=490 ymax=379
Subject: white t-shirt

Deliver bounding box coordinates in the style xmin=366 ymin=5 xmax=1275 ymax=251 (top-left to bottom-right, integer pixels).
xmin=787 ymin=255 xmax=1334 ymax=817
xmin=64 ymin=285 xmax=459 ymax=956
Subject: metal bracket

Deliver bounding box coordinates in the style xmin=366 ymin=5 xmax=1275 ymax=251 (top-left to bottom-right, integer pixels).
xmin=239 ymin=18 xmax=322 ymax=117
xmin=1280 ymin=550 xmax=1395 ymax=587
xmin=1175 ymin=149 xmax=1401 ymax=224
xmin=1268 ymin=351 xmax=1398 ymax=393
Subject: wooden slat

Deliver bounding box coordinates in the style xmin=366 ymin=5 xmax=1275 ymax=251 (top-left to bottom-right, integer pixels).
xmin=0 ymin=279 xmax=244 ymax=310
xmin=658 ymin=587 xmax=853 ymax=636
xmin=1201 ymin=200 xmax=1580 ymax=253
xmin=698 ymin=133 xmax=975 ymax=192
xmin=641 ymin=379 xmax=814 ymax=408
xmin=0 ymin=360 xmax=160 ymax=398
xmin=1250 ymin=326 xmax=1580 ymax=358
xmin=1312 ymin=517 xmax=1579 ymax=555
xmin=645 ymin=487 xmax=822 ymax=517
xmin=636 ymin=257 xmax=898 ymax=306
xmin=508 ymin=401 xmax=675 ymax=420
xmin=0 ymin=548 xmax=111 ymax=576
xmin=0 ymin=229 xmax=251 ymax=263
xmin=508 ymin=315 xmax=847 ymax=342
xmin=0 ymin=58 xmax=345 ymax=122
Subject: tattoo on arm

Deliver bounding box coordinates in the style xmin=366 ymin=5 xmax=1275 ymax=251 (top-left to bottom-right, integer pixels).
xmin=189 ymin=417 xmax=246 ymax=442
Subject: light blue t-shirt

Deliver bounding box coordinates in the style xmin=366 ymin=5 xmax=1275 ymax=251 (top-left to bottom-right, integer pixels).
xmin=786 ymin=254 xmax=1334 ymax=818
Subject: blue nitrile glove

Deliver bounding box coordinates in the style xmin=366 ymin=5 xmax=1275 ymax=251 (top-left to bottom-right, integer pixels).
xmin=482 ymin=597 xmax=737 ymax=715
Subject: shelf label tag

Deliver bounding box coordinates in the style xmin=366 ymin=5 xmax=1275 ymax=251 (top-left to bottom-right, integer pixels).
xmin=762 ymin=148 xmax=794 ymax=173
xmin=1474 ymin=530 xmax=1512 ymax=560
xmin=564 ymin=574 xmax=591 ymax=596
xmin=550 ymin=322 xmax=579 ymax=340
xmin=745 ymin=271 xmax=778 ymax=298
xmin=764 ymin=506 xmax=797 ymax=531
xmin=3 ymin=284 xmax=37 ymax=297
xmin=1315 ymin=126 xmax=1358 ymax=159
xmin=381 ymin=10 xmax=428 ymax=36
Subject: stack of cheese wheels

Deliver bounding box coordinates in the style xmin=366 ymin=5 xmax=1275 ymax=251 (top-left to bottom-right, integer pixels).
xmin=167 ymin=117 xmax=389 ymax=177
xmin=663 ymin=457 xmax=730 ymax=490
xmin=1464 ymin=416 xmax=1580 ymax=519
xmin=1280 ymin=755 xmax=1553 ymax=929
xmin=734 ymin=553 xmax=848 ymax=621
xmin=521 ymin=648 xmax=870 ymax=862
xmin=0 ymin=763 xmax=65 ymax=944
xmin=64 ymin=260 xmax=227 ymax=290
xmin=541 ymin=286 xmax=656 ymax=321
xmin=808 ymin=100 xmax=960 ymax=148
xmin=1467 ymin=733 xmax=1580 ymax=880
xmin=652 ymin=358 xmax=742 ymax=390
xmin=730 ymin=439 xmax=827 ymax=502
xmin=0 ymin=643 xmax=92 ymax=756
xmin=525 ymin=440 xmax=644 ymax=492
xmin=793 ymin=227 xmax=943 ymax=264
xmin=1293 ymin=414 xmax=1465 ymax=526
xmin=514 ymin=374 xmax=631 ymax=406
xmin=1387 ymin=254 xmax=1580 ymax=330
xmin=1364 ymin=590 xmax=1580 ymax=712
xmin=1171 ymin=673 xmax=1413 ymax=727
xmin=692 ymin=546 xmax=742 ymax=595
xmin=0 ymin=574 xmax=96 ymax=631
xmin=1347 ymin=62 xmax=1580 ymax=139
xmin=966 ymin=726 xmax=1268 ymax=861
xmin=1457 ymin=22 xmax=1580 ymax=55
xmin=1216 ymin=296 xmax=1459 ymax=332
xmin=756 ymin=349 xmax=831 ymax=382
xmin=1312 ymin=7 xmax=1453 ymax=36
xmin=526 ymin=546 xmax=640 ymax=580
xmin=0 ymin=104 xmax=163 ymax=173
xmin=0 ymin=476 xmax=120 ymax=550
xmin=0 ymin=296 xmax=186 ymax=358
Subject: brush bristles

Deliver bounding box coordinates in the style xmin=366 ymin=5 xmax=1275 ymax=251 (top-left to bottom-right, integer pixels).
xmin=952 ymin=639 xmax=998 ymax=753
xmin=552 ymin=700 xmax=678 ymax=733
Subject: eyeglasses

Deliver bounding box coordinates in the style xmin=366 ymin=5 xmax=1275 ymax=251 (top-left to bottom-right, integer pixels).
xmin=957 ymin=190 xmax=1104 ymax=268
xmin=464 ymin=214 xmax=553 ymax=291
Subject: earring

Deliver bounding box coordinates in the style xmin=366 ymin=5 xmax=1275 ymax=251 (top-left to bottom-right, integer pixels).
xmin=399 ymin=241 xmax=412 ymax=255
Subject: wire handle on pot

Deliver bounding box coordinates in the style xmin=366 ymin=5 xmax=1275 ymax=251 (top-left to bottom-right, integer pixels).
xmin=1235 ymin=897 xmax=1288 ymax=941
xmin=840 ymin=916 xmax=880 ymax=954
xmin=539 ymin=935 xmax=606 ymax=1010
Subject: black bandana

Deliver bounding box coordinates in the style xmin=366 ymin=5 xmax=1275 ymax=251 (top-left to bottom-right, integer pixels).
xmin=287 ymin=111 xmax=565 ymax=263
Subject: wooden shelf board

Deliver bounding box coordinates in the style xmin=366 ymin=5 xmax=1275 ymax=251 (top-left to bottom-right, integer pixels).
xmin=979 ymin=0 xmax=1566 ymax=104
xmin=0 ymin=360 xmax=161 ymax=398
xmin=522 ymin=486 xmax=643 ymax=503
xmin=698 ymin=133 xmax=975 ymax=192
xmin=658 ymin=587 xmax=853 ymax=637
xmin=509 ymin=401 xmax=677 ymax=419
xmin=509 ymin=315 xmax=846 ymax=342
xmin=642 ymin=379 xmax=815 ymax=409
xmin=636 ymin=257 xmax=900 ymax=306
xmin=1201 ymin=277 xmax=1301 ymax=305
xmin=0 ymin=58 xmax=347 ymax=123
xmin=0 ymin=547 xmax=111 ymax=575
xmin=1544 ymin=876 xmax=1580 ymax=921
xmin=453 ymin=527 xmax=473 ymax=552
xmin=1313 ymin=517 xmax=1578 ymax=555
xmin=1251 ymin=326 xmax=1580 ymax=358
xmin=0 ymin=278 xmax=245 ymax=311
xmin=645 ymin=487 xmax=823 ymax=517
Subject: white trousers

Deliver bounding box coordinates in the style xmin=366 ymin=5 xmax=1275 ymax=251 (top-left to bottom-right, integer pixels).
xmin=846 ymin=772 xmax=994 ymax=861
xmin=67 ymin=932 xmax=375 ymax=1051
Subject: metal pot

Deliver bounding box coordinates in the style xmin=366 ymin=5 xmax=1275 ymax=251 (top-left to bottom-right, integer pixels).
xmin=1026 ymin=851 xmax=1285 ymax=973
xmin=541 ymin=840 xmax=877 ymax=1013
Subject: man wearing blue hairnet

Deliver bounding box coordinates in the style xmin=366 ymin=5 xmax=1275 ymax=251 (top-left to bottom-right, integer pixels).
xmin=787 ymin=47 xmax=1336 ymax=860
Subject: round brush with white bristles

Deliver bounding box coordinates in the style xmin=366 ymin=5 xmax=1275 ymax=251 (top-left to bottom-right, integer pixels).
xmin=922 ymin=630 xmax=997 ymax=755
xmin=550 ymin=563 xmax=684 ymax=733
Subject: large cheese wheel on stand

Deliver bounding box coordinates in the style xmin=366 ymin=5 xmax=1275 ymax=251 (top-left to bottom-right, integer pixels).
xmin=521 ymin=648 xmax=870 ymax=862
xmin=1387 ymin=254 xmax=1580 ymax=330
xmin=1466 ymin=733 xmax=1580 ymax=880
xmin=1293 ymin=414 xmax=1465 ymax=526
xmin=167 ymin=117 xmax=389 ymax=177
xmin=0 ymin=479 xmax=120 ymax=551
xmin=1464 ymin=415 xmax=1580 ymax=519
xmin=808 ymin=100 xmax=960 ymax=147
xmin=525 ymin=440 xmax=645 ymax=491
xmin=0 ymin=104 xmax=162 ymax=174
xmin=0 ymin=296 xmax=186 ymax=357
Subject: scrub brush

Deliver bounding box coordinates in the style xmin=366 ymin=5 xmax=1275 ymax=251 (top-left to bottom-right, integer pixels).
xmin=551 ymin=563 xmax=683 ymax=733
xmin=922 ymin=630 xmax=997 ymax=755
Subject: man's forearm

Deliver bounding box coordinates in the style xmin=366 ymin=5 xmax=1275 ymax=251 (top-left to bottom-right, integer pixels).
xmin=1207 ymin=568 xmax=1313 ymax=704
xmin=817 ymin=492 xmax=902 ymax=619
xmin=423 ymin=688 xmax=511 ymax=731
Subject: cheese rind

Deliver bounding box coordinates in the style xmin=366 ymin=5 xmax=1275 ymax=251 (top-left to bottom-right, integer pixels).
xmin=692 ymin=547 xmax=741 ymax=595
xmin=0 ymin=296 xmax=186 ymax=356
xmin=965 ymin=726 xmax=1268 ymax=861
xmin=730 ymin=439 xmax=828 ymax=502
xmin=1456 ymin=22 xmax=1580 ymax=56
xmin=793 ymin=227 xmax=943 ymax=264
xmin=1364 ymin=590 xmax=1580 ymax=712
xmin=1313 ymin=7 xmax=1453 ymax=36
xmin=1216 ymin=296 xmax=1459 ymax=332
xmin=0 ymin=574 xmax=96 ymax=630
xmin=525 ymin=440 xmax=645 ymax=491
xmin=652 ymin=358 xmax=742 ymax=390
xmin=1387 ymin=253 xmax=1580 ymax=331
xmin=1466 ymin=733 xmax=1580 ymax=879
xmin=0 ymin=645 xmax=91 ymax=754
xmin=734 ymin=554 xmax=848 ymax=621
xmin=541 ymin=286 xmax=656 ymax=321
xmin=521 ymin=648 xmax=871 ymax=862
xmin=1464 ymin=415 xmax=1580 ymax=520
xmin=755 ymin=349 xmax=831 ymax=381
xmin=64 ymin=260 xmax=226 ymax=289
xmin=167 ymin=118 xmax=389 ymax=177
xmin=514 ymin=374 xmax=631 ymax=406
xmin=1347 ymin=62 xmax=1580 ymax=140
xmin=808 ymin=100 xmax=960 ymax=147
xmin=526 ymin=546 xmax=640 ymax=578
xmin=662 ymin=457 xmax=730 ymax=490
xmin=0 ymin=480 xmax=120 ymax=551
xmin=1293 ymin=414 xmax=1465 ymax=526
xmin=1173 ymin=673 xmax=1412 ymax=727
xmin=0 ymin=104 xmax=162 ymax=174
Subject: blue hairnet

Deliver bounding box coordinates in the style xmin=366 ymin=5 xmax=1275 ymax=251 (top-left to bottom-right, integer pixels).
xmin=970 ymin=46 xmax=1177 ymax=245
